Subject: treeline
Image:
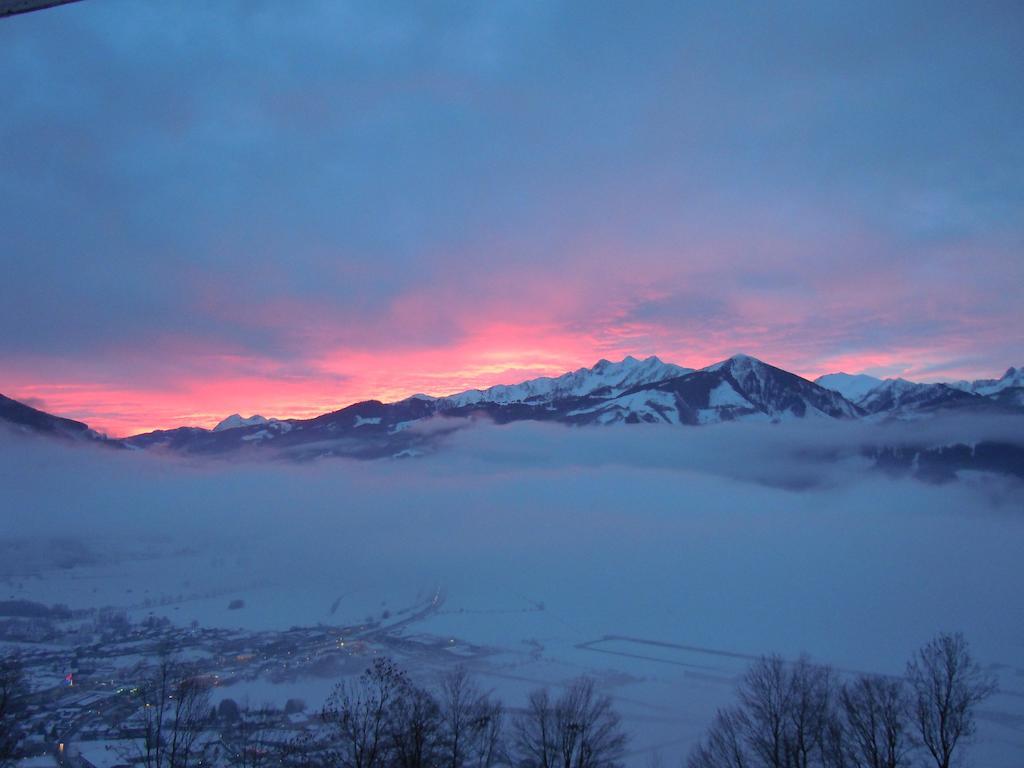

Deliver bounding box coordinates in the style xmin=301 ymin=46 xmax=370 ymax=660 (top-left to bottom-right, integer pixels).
xmin=279 ymin=659 xmax=627 ymax=768
xmin=0 ymin=632 xmax=999 ymax=768
xmin=0 ymin=600 xmax=72 ymax=619
xmin=687 ymin=632 xmax=997 ymax=768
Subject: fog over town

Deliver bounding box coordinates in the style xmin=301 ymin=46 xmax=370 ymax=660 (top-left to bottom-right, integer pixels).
xmin=3 ymin=417 xmax=1023 ymax=765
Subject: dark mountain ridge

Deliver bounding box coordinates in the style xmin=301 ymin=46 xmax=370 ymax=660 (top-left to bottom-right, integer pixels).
xmin=3 ymin=355 xmax=1023 ymax=471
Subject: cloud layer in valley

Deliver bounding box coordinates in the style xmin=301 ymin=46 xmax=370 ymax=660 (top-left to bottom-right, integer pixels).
xmin=3 ymin=418 xmax=1023 ymax=762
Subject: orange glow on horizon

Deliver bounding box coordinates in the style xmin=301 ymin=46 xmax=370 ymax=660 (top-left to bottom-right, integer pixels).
xmin=3 ymin=319 xmax=1009 ymax=438
xmin=4 ymin=322 xmax=619 ymax=437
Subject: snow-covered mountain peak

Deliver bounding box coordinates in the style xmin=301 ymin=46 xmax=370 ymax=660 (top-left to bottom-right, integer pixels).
xmin=439 ymin=355 xmax=692 ymax=408
xmin=856 ymin=378 xmax=918 ymax=401
xmin=592 ymin=354 xmax=645 ymax=372
xmin=728 ymin=353 xmax=758 ymax=364
xmin=702 ymin=353 xmax=766 ymax=372
xmin=701 ymin=355 xmax=777 ymax=391
xmin=10 ymin=354 xmax=1024 ymax=456
xmin=853 ymin=377 xmax=989 ymax=417
xmin=948 ymin=365 xmax=1024 ymax=396
xmin=884 ymin=377 xmax=916 ymax=390
xmin=573 ymin=355 xmax=690 ymax=390
xmin=691 ymin=354 xmax=863 ymax=421
xmin=815 ymin=372 xmax=884 ymax=402
xmin=213 ymin=414 xmax=270 ymax=432
xmin=990 ymin=366 xmax=1023 ymax=392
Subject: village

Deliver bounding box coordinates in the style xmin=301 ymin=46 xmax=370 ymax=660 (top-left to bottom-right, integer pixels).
xmin=2 ymin=589 xmax=466 ymax=768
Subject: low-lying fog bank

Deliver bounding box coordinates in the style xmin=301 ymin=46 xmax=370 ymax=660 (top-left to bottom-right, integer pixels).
xmin=2 ymin=418 xmax=1022 ymax=764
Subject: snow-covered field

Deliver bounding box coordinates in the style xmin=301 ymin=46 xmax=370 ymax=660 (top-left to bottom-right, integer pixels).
xmin=3 ymin=419 xmax=1023 ymax=765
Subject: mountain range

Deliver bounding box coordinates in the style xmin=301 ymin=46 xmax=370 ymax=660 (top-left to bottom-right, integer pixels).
xmin=2 ymin=354 xmax=1022 ymax=470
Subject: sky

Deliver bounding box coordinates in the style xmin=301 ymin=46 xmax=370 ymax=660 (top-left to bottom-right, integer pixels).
xmin=1 ymin=1 xmax=1022 ymax=436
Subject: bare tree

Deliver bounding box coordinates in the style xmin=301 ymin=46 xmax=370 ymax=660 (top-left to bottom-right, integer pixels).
xmin=555 ymin=678 xmax=627 ymax=768
xmin=690 ymin=636 xmax=994 ymax=768
xmin=321 ymin=657 xmax=408 ymax=768
xmin=686 ymin=707 xmax=749 ymax=768
xmin=137 ymin=657 xmax=212 ymax=768
xmin=822 ymin=707 xmax=851 ymax=768
xmin=467 ymin=695 xmax=505 ymax=768
xmin=785 ymin=658 xmax=834 ymax=768
xmin=389 ymin=679 xmax=442 ymax=768
xmin=688 ymin=655 xmax=833 ymax=768
xmin=834 ymin=676 xmax=912 ymax=768
xmin=739 ymin=655 xmax=793 ymax=768
xmin=440 ymin=668 xmax=475 ymax=768
xmin=905 ymin=633 xmax=996 ymax=768
xmin=513 ymin=688 xmax=558 ymax=768
xmin=513 ymin=678 xmax=626 ymax=768
xmin=439 ymin=668 xmax=505 ymax=768
xmin=0 ymin=655 xmax=26 ymax=768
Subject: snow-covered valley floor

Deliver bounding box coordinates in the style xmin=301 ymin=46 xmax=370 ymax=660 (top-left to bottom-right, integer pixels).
xmin=3 ymin=421 xmax=1023 ymax=765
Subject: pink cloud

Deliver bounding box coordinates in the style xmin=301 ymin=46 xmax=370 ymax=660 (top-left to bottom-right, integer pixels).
xmin=3 ymin=230 xmax=1020 ymax=436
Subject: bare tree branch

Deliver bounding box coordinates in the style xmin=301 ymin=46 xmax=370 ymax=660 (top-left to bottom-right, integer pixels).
xmin=906 ymin=633 xmax=996 ymax=768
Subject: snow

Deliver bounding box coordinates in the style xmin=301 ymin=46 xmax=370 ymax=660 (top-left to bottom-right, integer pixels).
xmin=440 ymin=356 xmax=691 ymax=408
xmin=946 ymin=367 xmax=1022 ymax=395
xmin=19 ymin=470 xmax=1018 ymax=764
xmin=855 ymin=379 xmax=969 ymax=416
xmin=707 ymin=380 xmax=751 ymax=408
xmin=702 ymin=356 xmax=771 ymax=403
xmin=858 ymin=378 xmax=914 ymax=407
xmin=3 ymin=423 xmax=1024 ymax=766
xmin=815 ymin=372 xmax=884 ymax=401
xmin=214 ymin=414 xmax=270 ymax=432
xmin=702 ymin=353 xmax=759 ymax=373
xmin=730 ymin=355 xmax=766 ymax=390
xmin=241 ymin=429 xmax=272 ymax=441
xmin=569 ymin=389 xmax=680 ymax=424
xmin=820 ymin=366 xmax=1023 ymax=403
xmin=75 ymin=739 xmax=131 ymax=768
xmin=353 ymin=416 xmax=382 ymax=427
xmin=963 ymin=366 xmax=1023 ymax=396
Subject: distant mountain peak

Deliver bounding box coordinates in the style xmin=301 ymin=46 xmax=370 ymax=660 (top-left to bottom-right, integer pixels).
xmin=0 ymin=393 xmax=107 ymax=443
xmin=213 ymin=413 xmax=270 ymax=432
xmin=439 ymin=355 xmax=693 ymax=408
xmin=703 ymin=353 xmax=767 ymax=372
xmin=815 ymin=372 xmax=884 ymax=402
xmin=5 ymin=355 xmax=1023 ymax=458
xmin=948 ymin=365 xmax=1024 ymax=397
